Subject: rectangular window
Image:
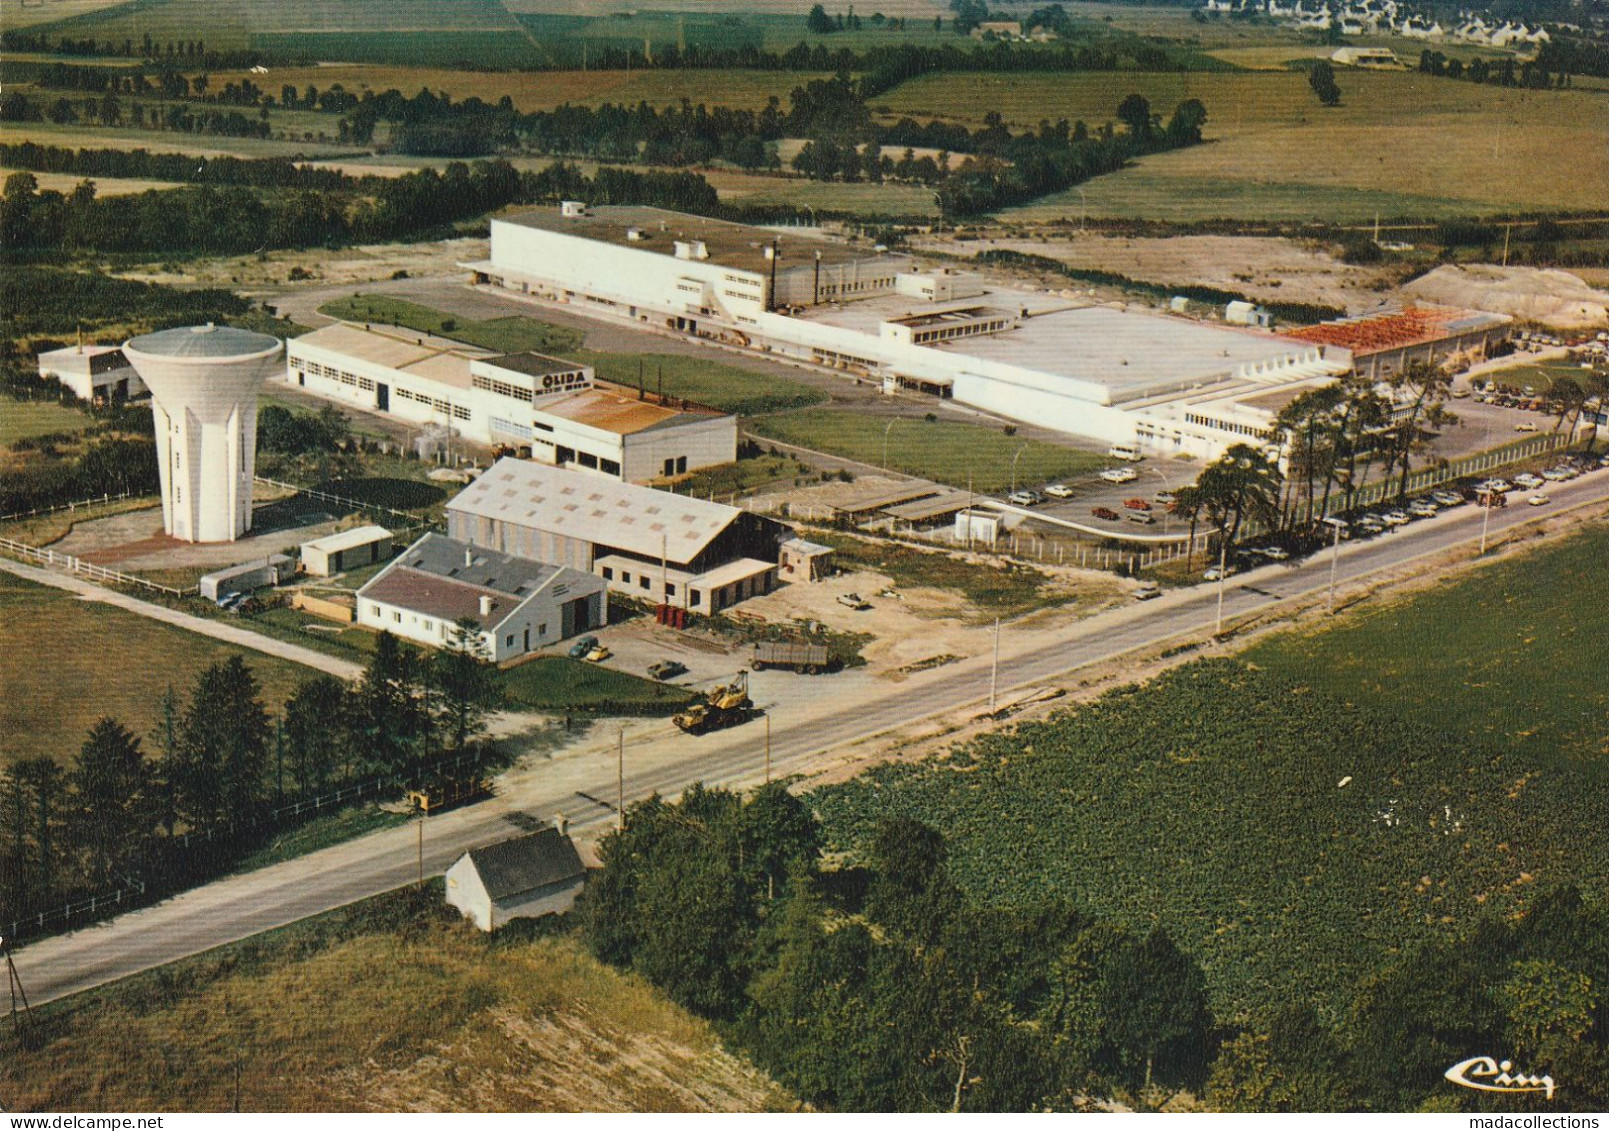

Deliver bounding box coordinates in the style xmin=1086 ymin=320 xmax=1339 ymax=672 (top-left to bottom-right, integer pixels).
xmin=368 ymin=603 xmax=381 ymax=617
xmin=665 ymin=583 xmax=676 ymax=597
xmin=601 ymin=567 xmax=613 ymax=580
xmin=691 ymin=590 xmax=703 ymax=607
xmin=601 ymin=458 xmax=621 ymax=477
xmin=393 ymin=611 xmax=402 ymax=623
xmin=622 ymin=571 xmax=632 ymax=583
xmin=423 ymin=620 xmax=434 ymax=631
xmin=506 ymin=634 xmax=515 ymax=647
xmin=640 ymin=576 xmax=651 ymax=590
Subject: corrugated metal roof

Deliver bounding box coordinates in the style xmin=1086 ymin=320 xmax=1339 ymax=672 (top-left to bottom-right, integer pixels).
xmin=447 ymin=459 xmax=740 ymax=561
xmin=301 ymin=525 xmax=391 ymax=555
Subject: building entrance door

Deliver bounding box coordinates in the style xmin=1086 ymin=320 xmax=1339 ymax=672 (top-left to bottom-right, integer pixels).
xmin=376 ymin=383 xmax=390 ymax=411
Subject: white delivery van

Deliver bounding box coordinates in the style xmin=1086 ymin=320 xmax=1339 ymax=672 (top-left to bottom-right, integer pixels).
xmin=1108 ymin=443 xmax=1143 ymax=462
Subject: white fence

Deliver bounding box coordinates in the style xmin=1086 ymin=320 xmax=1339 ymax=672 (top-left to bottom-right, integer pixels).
xmin=0 ymin=536 xmax=194 ymax=597
xmin=0 ymin=490 xmax=143 ymax=524
xmin=253 ymin=476 xmax=423 ymax=522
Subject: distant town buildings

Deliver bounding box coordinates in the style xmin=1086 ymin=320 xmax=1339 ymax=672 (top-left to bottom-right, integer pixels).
xmin=1203 ymin=0 xmax=1550 ymax=47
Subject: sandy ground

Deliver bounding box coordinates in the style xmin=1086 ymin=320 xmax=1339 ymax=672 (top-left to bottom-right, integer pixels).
xmin=1405 ymin=265 xmax=1609 ymax=329
xmin=928 ymin=232 xmax=1400 ymax=312
xmin=51 ymin=496 xmax=349 ymax=571
xmin=115 ymin=237 xmax=489 ymax=295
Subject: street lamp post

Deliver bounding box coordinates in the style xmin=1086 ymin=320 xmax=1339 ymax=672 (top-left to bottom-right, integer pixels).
xmin=1326 ymin=518 xmax=1342 ymax=612
xmin=1214 ymin=526 xmax=1229 ymax=637
xmin=883 ymin=418 xmax=899 ymax=473
xmin=1010 ymin=444 xmax=1028 ymax=494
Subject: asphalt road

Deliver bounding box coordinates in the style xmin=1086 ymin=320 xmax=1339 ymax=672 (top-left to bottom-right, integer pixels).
xmin=12 ymin=465 xmax=1608 ymax=1008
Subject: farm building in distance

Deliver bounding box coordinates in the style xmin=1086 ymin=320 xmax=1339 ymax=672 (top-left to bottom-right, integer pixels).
xmin=284 ymin=322 xmax=737 ymax=482
xmin=1286 ymin=305 xmax=1512 ymax=380
xmin=1330 ymin=46 xmax=1400 ymax=66
xmin=447 ymin=457 xmax=790 ymax=614
xmin=465 ymin=203 xmax=1360 ymax=460
xmin=445 ymin=826 xmax=587 ymax=932
xmin=299 ymin=525 xmax=393 ymax=577
xmin=37 ymin=344 xmax=145 ymax=403
xmin=356 ymin=531 xmax=607 ymax=661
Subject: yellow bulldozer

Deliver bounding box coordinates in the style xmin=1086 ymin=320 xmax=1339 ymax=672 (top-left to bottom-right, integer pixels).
xmin=672 ymin=671 xmax=755 ymax=735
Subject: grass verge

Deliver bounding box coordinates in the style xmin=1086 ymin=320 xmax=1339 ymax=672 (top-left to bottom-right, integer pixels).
xmin=319 ymin=295 xmax=585 ymax=356
xmin=497 ymin=656 xmax=696 ymax=716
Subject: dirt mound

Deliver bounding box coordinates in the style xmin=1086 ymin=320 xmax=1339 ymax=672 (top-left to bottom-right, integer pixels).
xmin=1404 ymin=265 xmax=1609 ymax=329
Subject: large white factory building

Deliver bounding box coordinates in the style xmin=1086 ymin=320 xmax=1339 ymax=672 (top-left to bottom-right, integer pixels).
xmin=464 ymin=203 xmax=1351 ymax=460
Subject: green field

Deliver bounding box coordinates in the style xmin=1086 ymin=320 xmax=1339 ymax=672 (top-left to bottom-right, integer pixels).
xmin=1483 ymin=359 xmax=1606 ymax=395
xmin=747 ymin=408 xmax=1106 ymax=491
xmin=815 ymin=531 xmax=1071 ymax=621
xmin=0 ymin=120 xmax=357 ymax=161
xmin=0 ymin=884 xmax=787 ymax=1112
xmin=497 ymin=656 xmax=695 ymax=715
xmin=879 ymin=70 xmax=1609 ymax=220
xmin=578 ymin=351 xmax=826 ymax=417
xmin=815 ymin=519 xmax=1609 ymax=1022
xmin=0 ymin=399 xmax=92 ymax=446
xmin=1243 ymin=519 xmax=1609 ymax=764
xmin=0 ymin=570 xmax=316 ymax=767
xmin=319 ymin=296 xmax=585 ymax=356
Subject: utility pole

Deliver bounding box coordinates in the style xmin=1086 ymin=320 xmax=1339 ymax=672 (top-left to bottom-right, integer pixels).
xmin=4 ymin=935 xmax=34 ymax=1044
xmin=1326 ymin=519 xmax=1342 ymax=612
xmin=617 ymin=729 xmax=625 ymax=831
xmin=415 ymin=801 xmax=424 ymax=888
xmin=1214 ymin=528 xmax=1228 ymax=637
xmin=989 ymin=616 xmax=1000 ymax=711
xmin=1480 ymin=493 xmax=1493 ymax=555
xmin=764 ymin=714 xmax=772 ymax=784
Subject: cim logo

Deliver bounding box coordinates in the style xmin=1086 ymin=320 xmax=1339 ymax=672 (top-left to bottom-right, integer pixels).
xmin=1445 ymin=1056 xmax=1557 ymax=1100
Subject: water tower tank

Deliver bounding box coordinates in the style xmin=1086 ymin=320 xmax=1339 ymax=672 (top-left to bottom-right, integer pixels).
xmin=122 ymin=324 xmax=283 ymax=543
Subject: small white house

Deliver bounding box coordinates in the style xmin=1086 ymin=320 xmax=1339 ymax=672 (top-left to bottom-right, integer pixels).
xmin=445 ymin=827 xmax=587 ymax=931
xmin=300 ymin=524 xmax=393 ymax=577
xmin=356 ymin=531 xmax=607 ymax=661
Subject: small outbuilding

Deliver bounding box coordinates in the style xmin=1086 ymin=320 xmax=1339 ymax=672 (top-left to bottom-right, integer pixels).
xmin=199 ymin=554 xmax=294 ymax=602
xmin=37 ymin=344 xmax=145 ymax=403
xmin=778 ymin=537 xmax=834 ymax=583
xmin=445 ymin=827 xmax=586 ymax=932
xmin=300 ymin=524 xmax=393 ymax=577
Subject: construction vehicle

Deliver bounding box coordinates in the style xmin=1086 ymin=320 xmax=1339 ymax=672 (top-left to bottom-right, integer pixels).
xmin=672 ymin=671 xmax=756 ymax=735
xmin=752 ymin=640 xmax=830 ymax=674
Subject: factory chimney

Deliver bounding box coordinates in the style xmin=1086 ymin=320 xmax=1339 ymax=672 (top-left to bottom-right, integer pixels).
xmin=479 ymin=594 xmax=493 ymax=617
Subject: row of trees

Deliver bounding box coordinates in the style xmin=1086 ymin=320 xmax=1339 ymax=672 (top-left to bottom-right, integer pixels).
xmin=1417 ymin=48 xmax=1575 ymax=89
xmin=0 ymin=632 xmax=497 ymax=926
xmin=0 ymin=90 xmax=273 ymax=141
xmin=580 ymin=790 xmax=1215 ymax=1109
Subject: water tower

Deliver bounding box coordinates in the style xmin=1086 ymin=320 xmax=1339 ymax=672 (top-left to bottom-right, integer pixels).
xmin=123 ymin=324 xmax=283 ymax=543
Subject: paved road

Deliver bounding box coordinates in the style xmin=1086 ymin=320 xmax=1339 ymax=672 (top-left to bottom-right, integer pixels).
xmin=13 ymin=465 xmax=1608 ymax=1008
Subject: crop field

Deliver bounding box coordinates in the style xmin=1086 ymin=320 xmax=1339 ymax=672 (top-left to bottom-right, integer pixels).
xmin=0 ymin=570 xmax=315 ymax=767
xmin=1243 ymin=518 xmax=1609 ymax=763
xmin=0 ymin=399 xmax=93 ymax=446
xmin=0 ymin=886 xmax=788 ymax=1112
xmin=0 ymin=120 xmax=356 ymax=160
xmin=206 ymin=64 xmax=830 ymax=114
xmin=815 ymin=520 xmax=1609 ymax=1022
xmin=497 ymin=657 xmax=694 ymax=715
xmin=0 ymin=165 xmax=183 ymax=196
xmin=579 ymin=351 xmax=826 ymax=417
xmin=747 ymin=408 xmax=1106 ymax=491
xmin=318 ymin=296 xmax=586 ymax=356
xmin=3 ymin=0 xmax=134 ymax=29
xmin=879 ymin=71 xmax=1609 ymax=220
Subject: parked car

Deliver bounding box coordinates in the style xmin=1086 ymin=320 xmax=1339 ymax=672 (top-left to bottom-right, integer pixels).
xmin=1123 ymin=498 xmax=1152 ymax=511
xmin=1515 ymin=421 xmax=1539 ymax=432
xmin=1252 ymin=545 xmax=1291 ymax=561
xmin=1477 ymin=478 xmax=1512 ymax=493
xmin=647 ymin=660 xmax=689 ymax=681
xmin=584 ymin=644 xmax=613 ymax=663
xmin=568 ymin=635 xmax=599 ymax=660
xmin=1153 ymin=491 xmax=1177 ymax=505
xmin=1133 ymin=581 xmax=1162 ymax=600
xmin=1045 ymin=483 xmax=1075 ymax=499
xmin=1202 ymin=564 xmax=1238 ymax=582
xmin=1541 ymin=466 xmax=1574 ymax=482
xmin=1408 ymin=500 xmax=1439 ymax=518
xmin=1432 ymin=490 xmax=1465 ymax=508
xmin=1099 ymin=467 xmax=1139 ymax=484
xmin=1007 ymin=490 xmax=1041 ymax=506
xmin=1091 ymin=506 xmax=1121 ymax=521
xmin=1513 ymin=472 xmax=1544 ymax=489
xmin=1127 ymin=511 xmax=1156 ymax=525
xmin=1528 ymin=492 xmax=1550 ymax=506
xmin=837 ymin=592 xmax=872 ymax=610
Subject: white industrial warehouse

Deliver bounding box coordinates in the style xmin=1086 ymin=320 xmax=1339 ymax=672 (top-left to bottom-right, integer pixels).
xmin=284 ymin=322 xmax=737 ymax=482
xmin=463 ymin=203 xmax=1359 ymax=460
xmin=447 ymin=457 xmax=792 ymax=614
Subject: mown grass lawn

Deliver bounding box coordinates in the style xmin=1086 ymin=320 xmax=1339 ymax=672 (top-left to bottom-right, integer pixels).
xmin=319 ymin=295 xmax=585 ymax=356
xmin=748 ymin=408 xmax=1105 ymax=492
xmin=0 ymin=571 xmax=316 ymax=767
xmin=497 ymin=656 xmax=694 ymax=716
xmin=0 ymin=398 xmax=91 ymax=446
xmin=580 ymin=351 xmax=826 ymax=417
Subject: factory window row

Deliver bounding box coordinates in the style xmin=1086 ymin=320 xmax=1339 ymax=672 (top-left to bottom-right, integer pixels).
xmin=394 ymin=387 xmax=471 ymax=420
xmin=1184 ymin=413 xmax=1271 ymax=439
xmin=812 ymin=347 xmax=880 ymax=370
xmin=298 ymin=358 xmax=374 ymax=392
xmin=491 ymin=417 xmax=533 ymax=440
xmin=675 ymin=281 xmax=703 ymax=295
xmin=722 ymin=288 xmax=761 ymax=302
xmin=473 ymin=374 xmax=536 ymax=403
xmin=911 ymin=319 xmax=1008 ymax=345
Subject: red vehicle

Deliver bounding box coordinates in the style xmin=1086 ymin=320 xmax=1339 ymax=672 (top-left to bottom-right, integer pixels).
xmin=1092 ymin=506 xmax=1120 ymax=521
xmin=1123 ymin=498 xmax=1152 ymax=511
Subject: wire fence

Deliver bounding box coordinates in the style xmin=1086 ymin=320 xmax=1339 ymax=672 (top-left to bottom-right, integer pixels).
xmin=3 ymin=878 xmax=148 ymax=944
xmin=0 ymin=536 xmax=195 ymax=597
xmin=253 ymin=476 xmax=426 ymax=523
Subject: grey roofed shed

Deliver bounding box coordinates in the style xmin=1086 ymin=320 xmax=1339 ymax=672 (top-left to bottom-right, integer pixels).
xmin=445 ymin=827 xmax=588 ymax=931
